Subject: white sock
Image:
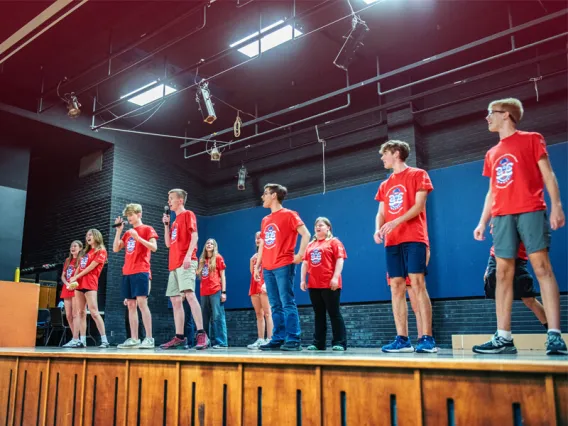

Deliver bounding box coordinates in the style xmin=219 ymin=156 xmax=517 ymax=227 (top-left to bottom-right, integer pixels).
xmin=497 ymin=330 xmax=512 ymax=340
xmin=548 ymin=329 xmax=561 ymax=335
xmin=80 ymin=336 xmax=86 ymax=345
xmin=101 ymin=335 xmax=108 ymax=343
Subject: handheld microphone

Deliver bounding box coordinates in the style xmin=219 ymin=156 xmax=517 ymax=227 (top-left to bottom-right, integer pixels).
xmin=112 ymin=218 xmax=125 ymax=228
xmin=164 ymin=206 xmax=171 ymax=215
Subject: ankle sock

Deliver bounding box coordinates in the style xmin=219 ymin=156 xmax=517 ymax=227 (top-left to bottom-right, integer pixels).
xmin=176 ymin=334 xmax=185 ymax=340
xmin=497 ymin=330 xmax=512 ymax=340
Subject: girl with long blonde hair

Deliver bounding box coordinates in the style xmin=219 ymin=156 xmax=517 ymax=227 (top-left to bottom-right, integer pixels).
xmin=247 ymin=231 xmax=273 ymax=349
xmin=197 ymin=239 xmax=228 ymax=348
xmin=66 ymin=229 xmax=109 ymax=348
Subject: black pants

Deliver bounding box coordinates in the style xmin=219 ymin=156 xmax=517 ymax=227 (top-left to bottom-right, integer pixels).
xmin=308 ymin=288 xmax=347 ymax=349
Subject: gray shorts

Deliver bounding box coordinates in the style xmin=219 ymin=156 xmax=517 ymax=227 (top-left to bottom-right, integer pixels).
xmin=492 ymin=210 xmax=550 ymax=259
xmin=166 ymin=261 xmax=198 ymax=297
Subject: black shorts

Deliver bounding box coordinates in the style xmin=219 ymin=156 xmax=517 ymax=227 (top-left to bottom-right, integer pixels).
xmin=484 ymin=255 xmax=538 ymax=300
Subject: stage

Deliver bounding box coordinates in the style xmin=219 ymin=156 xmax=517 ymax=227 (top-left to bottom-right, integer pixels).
xmin=0 ymin=347 xmax=565 ymax=425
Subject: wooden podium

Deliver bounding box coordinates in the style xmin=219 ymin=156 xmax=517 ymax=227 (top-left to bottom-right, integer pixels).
xmin=0 ymin=281 xmax=39 ymax=347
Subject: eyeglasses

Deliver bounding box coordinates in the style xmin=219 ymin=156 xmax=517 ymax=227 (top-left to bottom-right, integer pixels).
xmin=487 ymin=110 xmax=516 ymax=123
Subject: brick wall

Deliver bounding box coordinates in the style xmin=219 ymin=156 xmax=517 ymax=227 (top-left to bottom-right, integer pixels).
xmin=226 ymin=295 xmax=568 ymax=349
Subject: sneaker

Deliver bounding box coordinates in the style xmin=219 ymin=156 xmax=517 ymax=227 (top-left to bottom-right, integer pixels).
xmin=247 ymin=338 xmax=265 ymax=350
xmin=472 ymin=332 xmax=517 ymax=354
xmin=332 ymin=345 xmax=345 ymax=351
xmin=117 ymin=338 xmax=140 ymax=349
xmin=99 ymin=341 xmax=110 ymax=349
xmin=546 ymin=332 xmax=568 ymax=355
xmin=159 ymin=336 xmax=188 ymax=350
xmin=195 ymin=332 xmax=210 ymax=350
xmin=259 ymin=340 xmax=284 ymax=351
xmin=139 ymin=337 xmax=155 ymax=349
xmin=306 ymin=345 xmax=319 ymax=351
xmin=382 ymin=336 xmax=414 ymax=353
xmin=415 ymin=335 xmax=438 ymax=353
xmin=281 ymin=341 xmax=302 ymax=351
xmin=212 ymin=344 xmax=228 ymax=349
xmin=64 ymin=340 xmax=85 ymax=348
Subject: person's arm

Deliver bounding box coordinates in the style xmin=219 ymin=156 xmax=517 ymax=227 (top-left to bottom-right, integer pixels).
xmin=163 ymin=214 xmax=171 ymax=248
xmin=128 ymin=229 xmax=157 ymax=252
xmin=196 ymin=259 xmax=204 ymax=276
xmin=61 ymin=268 xmax=69 ymax=287
xmin=250 ymin=256 xmax=255 ymax=275
xmin=538 ymin=156 xmax=566 ymax=230
xmin=300 ymin=260 xmax=308 ymax=291
xmin=113 ymin=217 xmax=125 ymax=252
xmin=254 ymin=240 xmax=264 ymax=281
xmin=70 ymin=261 xmax=99 ymax=282
xmin=294 ymin=225 xmax=311 ymax=264
xmin=374 ymin=203 xmax=385 ymax=244
xmin=380 ymin=191 xmax=428 ymax=236
xmin=474 ymin=183 xmax=493 ymax=240
xmin=330 ymin=258 xmax=345 ymax=291
xmin=183 ymin=231 xmax=198 ymax=269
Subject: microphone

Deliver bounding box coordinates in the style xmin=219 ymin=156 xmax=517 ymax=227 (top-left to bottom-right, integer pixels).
xmin=164 ymin=205 xmax=171 ymax=215
xmin=112 ymin=218 xmax=125 ymax=228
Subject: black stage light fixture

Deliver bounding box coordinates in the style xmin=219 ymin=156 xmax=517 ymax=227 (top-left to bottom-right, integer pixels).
xmin=333 ymin=15 xmax=369 ymax=71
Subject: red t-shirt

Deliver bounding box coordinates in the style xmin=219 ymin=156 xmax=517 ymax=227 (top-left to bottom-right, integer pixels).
xmin=169 ymin=210 xmax=198 ymax=271
xmin=260 ymin=208 xmax=304 ymax=270
xmin=304 ymin=238 xmax=347 ymax=289
xmin=249 ymin=254 xmax=264 ymax=296
xmin=121 ymin=225 xmax=159 ymax=275
xmin=60 ymin=259 xmax=77 ymax=298
xmin=483 ymin=131 xmax=547 ymax=216
xmin=77 ymin=248 xmax=107 ymax=291
xmin=375 ymin=167 xmax=433 ymax=247
xmin=200 ymin=254 xmax=226 ymax=296
xmin=490 ymin=242 xmax=528 ymax=260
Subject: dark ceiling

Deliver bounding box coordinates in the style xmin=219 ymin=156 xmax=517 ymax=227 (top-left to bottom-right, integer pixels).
xmin=1 ymin=0 xmax=566 ymax=177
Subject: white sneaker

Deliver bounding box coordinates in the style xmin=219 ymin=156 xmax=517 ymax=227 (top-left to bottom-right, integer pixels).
xmin=63 ymin=339 xmax=78 ymax=348
xmin=247 ymin=338 xmax=264 ymax=350
xmin=139 ymin=337 xmax=155 ymax=349
xmin=117 ymin=338 xmax=140 ymax=349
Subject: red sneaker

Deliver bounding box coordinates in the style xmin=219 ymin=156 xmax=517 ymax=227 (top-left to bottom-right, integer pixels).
xmin=159 ymin=336 xmax=188 ymax=350
xmin=195 ymin=332 xmax=210 ymax=350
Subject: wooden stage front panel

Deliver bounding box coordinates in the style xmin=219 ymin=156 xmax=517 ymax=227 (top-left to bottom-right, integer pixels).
xmin=0 ymin=348 xmax=566 ymax=426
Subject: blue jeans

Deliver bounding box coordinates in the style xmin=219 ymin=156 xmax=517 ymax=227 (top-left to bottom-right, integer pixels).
xmin=201 ymin=291 xmax=228 ymax=346
xmin=263 ymin=263 xmax=301 ymax=343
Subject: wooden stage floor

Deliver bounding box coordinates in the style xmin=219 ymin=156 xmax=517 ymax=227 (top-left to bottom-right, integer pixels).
xmin=0 ymin=347 xmax=566 ymax=425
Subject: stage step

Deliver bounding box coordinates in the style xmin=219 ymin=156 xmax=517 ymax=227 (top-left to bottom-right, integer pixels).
xmin=452 ymin=333 xmax=568 ymax=350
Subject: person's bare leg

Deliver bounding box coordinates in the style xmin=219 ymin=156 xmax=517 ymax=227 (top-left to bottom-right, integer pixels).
xmin=185 ymin=291 xmax=204 ymax=330
xmin=529 ymin=250 xmax=560 ymax=330
xmin=260 ymin=293 xmax=273 ymax=340
xmin=390 ymin=278 xmax=408 ymax=336
xmin=170 ymin=296 xmax=185 ymax=335
xmin=251 ymin=295 xmax=265 ymax=339
xmin=126 ymin=299 xmax=139 ymax=340
xmin=137 ymin=296 xmax=152 ymax=338
xmin=85 ymin=292 xmax=106 ymax=336
xmin=408 ymin=274 xmax=432 ymax=336
xmin=521 ymin=297 xmax=547 ymax=325
xmin=495 ymin=257 xmax=516 ymax=331
xmin=73 ymin=292 xmax=86 ymax=340
xmin=406 ymin=287 xmax=423 ymax=338
xmin=64 ymin=298 xmax=74 ymax=336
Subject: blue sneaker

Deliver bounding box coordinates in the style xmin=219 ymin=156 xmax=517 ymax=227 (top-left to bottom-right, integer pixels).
xmin=415 ymin=335 xmax=438 ymax=353
xmin=546 ymin=332 xmax=568 ymax=355
xmin=381 ymin=336 xmax=414 ymax=353
xmin=472 ymin=332 xmax=517 ymax=354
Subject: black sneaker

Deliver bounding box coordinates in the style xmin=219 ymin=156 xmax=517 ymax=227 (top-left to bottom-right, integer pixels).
xmin=259 ymin=340 xmax=284 ymax=351
xmin=472 ymin=332 xmax=517 ymax=354
xmin=281 ymin=341 xmax=302 ymax=351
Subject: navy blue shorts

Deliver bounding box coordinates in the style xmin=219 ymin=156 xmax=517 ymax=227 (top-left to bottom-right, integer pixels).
xmin=385 ymin=242 xmax=428 ymax=279
xmin=121 ymin=272 xmax=150 ymax=300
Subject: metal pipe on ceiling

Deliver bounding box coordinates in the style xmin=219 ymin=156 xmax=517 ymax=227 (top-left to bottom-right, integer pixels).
xmin=196 ymin=48 xmax=567 ymax=164
xmin=194 ymin=8 xmax=567 ymax=146
xmin=40 ymin=1 xmax=208 ymax=99
xmin=91 ymin=0 xmax=338 ymax=120
xmin=38 ymin=4 xmax=209 ymax=114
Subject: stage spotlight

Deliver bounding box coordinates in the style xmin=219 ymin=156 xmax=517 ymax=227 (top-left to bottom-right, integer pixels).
xmin=210 ymin=144 xmax=222 ymax=161
xmin=66 ymin=93 xmax=81 ymax=118
xmin=198 ymin=81 xmax=217 ymax=124
xmin=237 ymin=165 xmax=247 ymax=190
xmin=333 ymin=15 xmax=369 ymax=71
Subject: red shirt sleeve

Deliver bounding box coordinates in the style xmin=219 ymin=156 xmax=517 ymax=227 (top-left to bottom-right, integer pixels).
xmin=375 ymin=183 xmax=385 ymax=202
xmin=187 ymin=212 xmax=197 ymax=234
xmin=94 ymin=249 xmax=107 ymax=264
xmin=532 ymin=133 xmax=548 ymax=162
xmin=217 ymin=255 xmax=226 ymax=271
xmin=289 ymin=210 xmax=304 ymax=230
xmin=482 ymin=151 xmax=492 ymax=177
xmin=331 ymin=238 xmax=347 ymax=259
xmin=260 ymin=218 xmax=266 ymax=240
xmin=148 ymin=226 xmax=159 ymax=240
xmin=418 ymin=170 xmax=434 ymax=193
xmin=121 ymin=233 xmax=129 ymax=244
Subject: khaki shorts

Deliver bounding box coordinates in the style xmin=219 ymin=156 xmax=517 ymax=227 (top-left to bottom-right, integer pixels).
xmin=166 ymin=261 xmax=198 ymax=297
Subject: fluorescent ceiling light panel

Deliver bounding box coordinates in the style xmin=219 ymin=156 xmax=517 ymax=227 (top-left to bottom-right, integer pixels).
xmin=362 ymin=0 xmax=378 ymax=4
xmin=121 ymin=80 xmax=177 ymax=106
xmin=230 ymin=20 xmax=302 ymax=58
